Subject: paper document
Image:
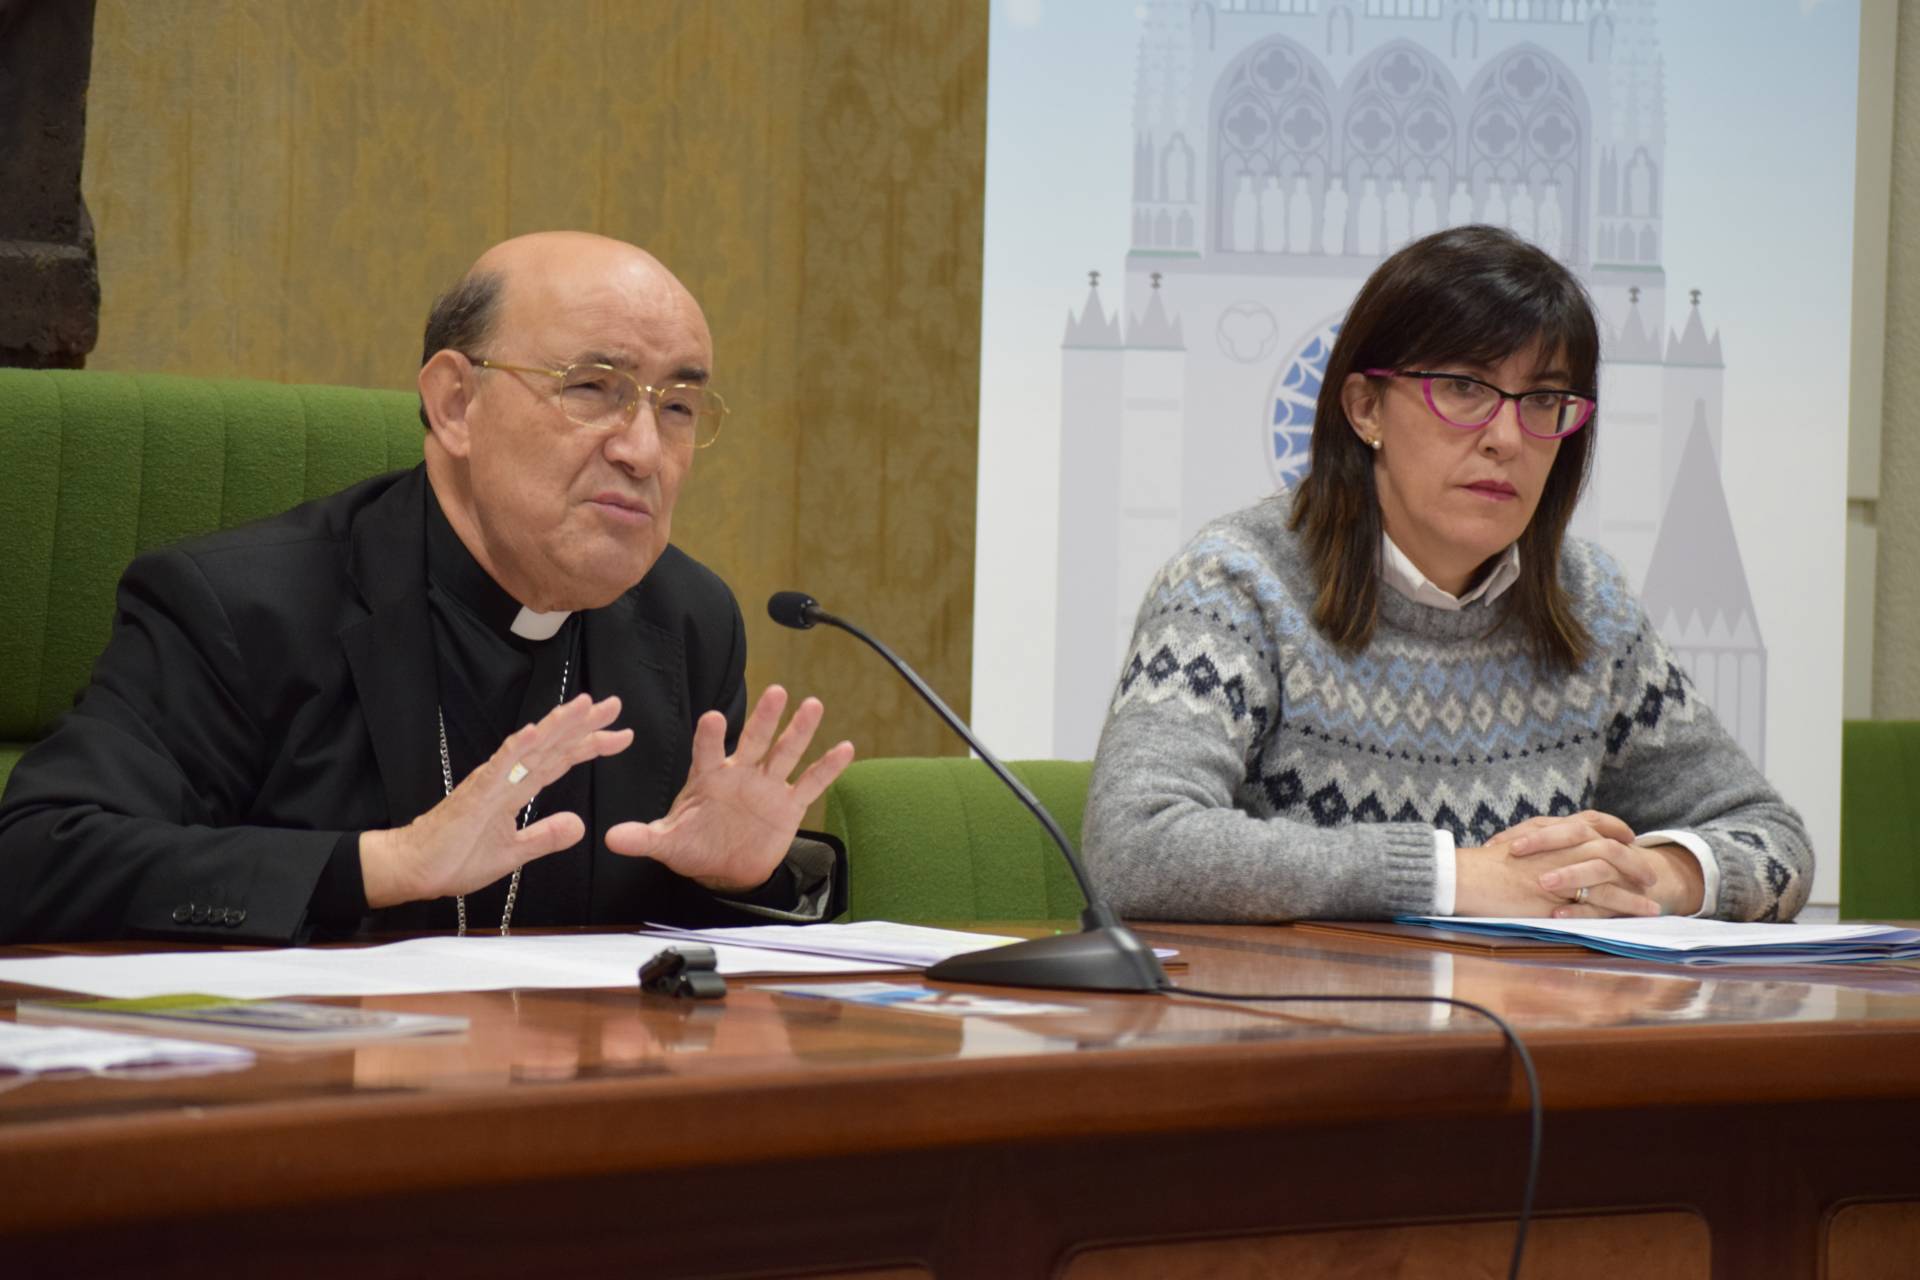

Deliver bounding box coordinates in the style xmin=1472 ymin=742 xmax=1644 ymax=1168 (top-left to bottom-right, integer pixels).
xmin=0 ymin=933 xmax=909 ymax=1001
xmin=639 ymin=920 xmax=1024 ymax=968
xmin=640 ymin=921 xmax=1180 ymax=966
xmin=1396 ymin=914 xmax=1920 ymax=966
xmin=0 ymin=1021 xmax=254 ymax=1077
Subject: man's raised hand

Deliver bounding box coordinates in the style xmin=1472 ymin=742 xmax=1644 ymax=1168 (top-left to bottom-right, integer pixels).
xmin=603 ymin=685 xmax=854 ymax=893
xmin=359 ymin=694 xmax=632 ymax=909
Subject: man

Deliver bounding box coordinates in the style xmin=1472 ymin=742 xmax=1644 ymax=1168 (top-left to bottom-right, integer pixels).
xmin=0 ymin=232 xmax=854 ymax=942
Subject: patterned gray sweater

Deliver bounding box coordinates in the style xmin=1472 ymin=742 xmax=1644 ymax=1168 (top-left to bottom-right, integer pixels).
xmin=1084 ymin=496 xmax=1812 ymax=923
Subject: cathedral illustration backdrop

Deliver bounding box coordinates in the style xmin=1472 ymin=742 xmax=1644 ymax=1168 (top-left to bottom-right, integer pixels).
xmin=975 ymin=0 xmax=1860 ymax=904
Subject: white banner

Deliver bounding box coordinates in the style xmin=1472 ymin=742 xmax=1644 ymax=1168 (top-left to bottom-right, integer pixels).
xmin=974 ymin=0 xmax=1860 ymax=903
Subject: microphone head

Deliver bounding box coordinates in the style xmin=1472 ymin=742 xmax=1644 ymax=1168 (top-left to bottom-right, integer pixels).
xmin=767 ymin=591 xmax=820 ymax=630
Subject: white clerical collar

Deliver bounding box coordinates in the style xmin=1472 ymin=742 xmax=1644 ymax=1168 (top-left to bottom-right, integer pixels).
xmin=510 ymin=606 xmax=574 ymax=641
xmin=1380 ymin=533 xmax=1520 ymax=612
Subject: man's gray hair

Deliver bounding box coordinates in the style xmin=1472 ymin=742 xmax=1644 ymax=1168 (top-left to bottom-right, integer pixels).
xmin=417 ymin=271 xmax=503 ymax=429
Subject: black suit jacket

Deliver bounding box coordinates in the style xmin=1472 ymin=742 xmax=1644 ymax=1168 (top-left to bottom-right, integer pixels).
xmin=0 ymin=467 xmax=841 ymax=943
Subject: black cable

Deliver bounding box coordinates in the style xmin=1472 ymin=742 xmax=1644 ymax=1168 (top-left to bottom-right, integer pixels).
xmin=1163 ymin=984 xmax=1542 ymax=1280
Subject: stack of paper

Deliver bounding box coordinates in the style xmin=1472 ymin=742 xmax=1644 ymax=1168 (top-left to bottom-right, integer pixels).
xmin=1395 ymin=914 xmax=1920 ymax=966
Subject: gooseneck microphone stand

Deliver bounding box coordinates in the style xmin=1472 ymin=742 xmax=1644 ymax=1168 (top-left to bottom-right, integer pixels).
xmin=773 ymin=595 xmax=1541 ymax=1279
xmin=767 ymin=591 xmax=1168 ymax=993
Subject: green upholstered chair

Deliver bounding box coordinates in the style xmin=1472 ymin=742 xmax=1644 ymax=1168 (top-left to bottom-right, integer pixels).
xmin=0 ymin=369 xmax=423 ymax=793
xmin=822 ymin=756 xmax=1094 ymax=923
xmin=1840 ymin=720 xmax=1920 ymax=920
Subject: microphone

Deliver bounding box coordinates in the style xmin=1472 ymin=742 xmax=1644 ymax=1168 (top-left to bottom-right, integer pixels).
xmin=766 ymin=591 xmax=820 ymax=630
xmin=769 ymin=591 xmax=1168 ymax=993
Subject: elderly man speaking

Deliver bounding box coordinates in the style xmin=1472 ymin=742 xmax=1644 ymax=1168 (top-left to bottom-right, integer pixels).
xmin=0 ymin=232 xmax=854 ymax=942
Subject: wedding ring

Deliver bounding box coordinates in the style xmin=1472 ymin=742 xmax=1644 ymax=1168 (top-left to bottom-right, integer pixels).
xmin=1574 ymin=885 xmax=1589 ymax=905
xmin=507 ymin=763 xmax=529 ymax=785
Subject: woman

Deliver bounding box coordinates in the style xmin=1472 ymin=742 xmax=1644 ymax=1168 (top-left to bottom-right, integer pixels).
xmin=1084 ymin=225 xmax=1810 ymax=923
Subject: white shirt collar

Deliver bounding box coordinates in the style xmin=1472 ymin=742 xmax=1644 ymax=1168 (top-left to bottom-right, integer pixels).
xmin=1380 ymin=533 xmax=1521 ymax=612
xmin=510 ymin=606 xmax=574 ymax=641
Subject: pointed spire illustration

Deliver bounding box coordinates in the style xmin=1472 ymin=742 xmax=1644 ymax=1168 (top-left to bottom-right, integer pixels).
xmin=1641 ymin=402 xmax=1761 ymax=648
xmin=1611 ymin=285 xmax=1662 ymax=363
xmin=1063 ymin=270 xmax=1124 ymax=348
xmin=1128 ymin=271 xmax=1185 ymax=350
xmin=1667 ymin=288 xmax=1723 ymax=367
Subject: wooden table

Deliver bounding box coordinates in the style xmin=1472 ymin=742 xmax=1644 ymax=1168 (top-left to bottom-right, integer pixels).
xmin=3 ymin=923 xmax=1919 ymax=1279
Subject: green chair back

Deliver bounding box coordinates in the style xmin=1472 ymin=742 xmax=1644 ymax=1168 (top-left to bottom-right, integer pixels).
xmin=0 ymin=369 xmax=423 ymax=791
xmin=822 ymin=756 xmax=1094 ymax=923
xmin=1840 ymin=720 xmax=1920 ymax=920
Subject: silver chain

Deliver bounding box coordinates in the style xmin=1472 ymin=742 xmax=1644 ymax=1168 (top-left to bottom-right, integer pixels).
xmin=438 ymin=656 xmax=571 ymax=937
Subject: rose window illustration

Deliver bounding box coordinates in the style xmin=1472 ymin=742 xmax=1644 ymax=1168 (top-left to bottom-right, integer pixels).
xmin=1267 ymin=318 xmax=1341 ymax=487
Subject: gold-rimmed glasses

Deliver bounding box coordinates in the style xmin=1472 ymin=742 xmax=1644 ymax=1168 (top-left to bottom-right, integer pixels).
xmin=467 ymin=356 xmax=728 ymax=448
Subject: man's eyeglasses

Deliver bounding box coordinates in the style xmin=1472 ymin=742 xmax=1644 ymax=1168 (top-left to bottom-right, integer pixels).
xmin=1363 ymin=368 xmax=1596 ymax=440
xmin=467 ymin=357 xmax=728 ymax=449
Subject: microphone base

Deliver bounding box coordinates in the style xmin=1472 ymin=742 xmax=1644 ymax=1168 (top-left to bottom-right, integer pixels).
xmin=925 ymin=925 xmax=1168 ymax=993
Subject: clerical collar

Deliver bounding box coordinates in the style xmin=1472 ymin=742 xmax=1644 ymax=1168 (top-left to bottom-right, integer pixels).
xmin=1380 ymin=533 xmax=1520 ymax=612
xmin=510 ymin=606 xmax=571 ymax=640
xmin=424 ymin=485 xmax=575 ymax=644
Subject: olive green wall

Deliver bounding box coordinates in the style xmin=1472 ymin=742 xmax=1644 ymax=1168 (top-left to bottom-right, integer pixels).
xmin=81 ymin=0 xmax=987 ymax=763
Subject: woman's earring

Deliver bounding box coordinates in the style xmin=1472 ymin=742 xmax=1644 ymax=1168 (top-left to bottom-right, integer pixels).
xmin=1367 ymin=436 xmax=1382 ymax=451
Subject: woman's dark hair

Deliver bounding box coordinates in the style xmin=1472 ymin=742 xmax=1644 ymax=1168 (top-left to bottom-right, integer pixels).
xmin=1288 ymin=224 xmax=1600 ymax=670
xmin=416 ymin=271 xmax=504 ymax=429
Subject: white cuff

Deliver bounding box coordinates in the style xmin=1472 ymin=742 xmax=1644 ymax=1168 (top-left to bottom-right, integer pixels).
xmin=1432 ymin=828 xmax=1457 ymax=915
xmin=1634 ymin=829 xmax=1720 ymax=917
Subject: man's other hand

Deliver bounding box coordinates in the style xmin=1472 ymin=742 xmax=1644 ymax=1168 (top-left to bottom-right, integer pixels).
xmin=359 ymin=694 xmax=632 ymax=909
xmin=603 ymin=685 xmax=855 ymax=893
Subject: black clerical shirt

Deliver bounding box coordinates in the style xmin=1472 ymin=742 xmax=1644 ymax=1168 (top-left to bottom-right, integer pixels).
xmin=308 ymin=488 xmax=591 ymax=933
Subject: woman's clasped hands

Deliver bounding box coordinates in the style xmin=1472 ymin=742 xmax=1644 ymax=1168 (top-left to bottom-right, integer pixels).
xmin=1455 ymin=809 xmax=1706 ymax=920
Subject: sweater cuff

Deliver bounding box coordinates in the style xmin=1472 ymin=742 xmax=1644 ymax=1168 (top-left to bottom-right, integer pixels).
xmin=1375 ymin=824 xmax=1444 ymax=917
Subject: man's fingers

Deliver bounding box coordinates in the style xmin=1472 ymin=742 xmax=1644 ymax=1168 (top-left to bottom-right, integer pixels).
xmin=491 ymin=695 xmax=587 ymax=775
xmin=492 ymin=696 xmax=624 ymax=793
xmin=690 ymin=710 xmax=729 ymax=773
xmin=733 ymin=685 xmax=789 ymax=764
xmin=556 ymin=727 xmax=634 ymax=773
xmin=762 ymin=696 xmax=826 ymax=779
xmin=792 ymin=740 xmax=856 ymax=809
xmin=602 ymin=819 xmax=657 ymax=858
xmin=490 ymin=719 xmax=547 ymax=786
xmin=513 ymin=811 xmax=587 ymax=859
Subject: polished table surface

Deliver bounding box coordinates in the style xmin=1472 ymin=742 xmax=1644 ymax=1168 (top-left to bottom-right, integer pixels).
xmin=5 ymin=922 xmax=1920 ymax=1278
